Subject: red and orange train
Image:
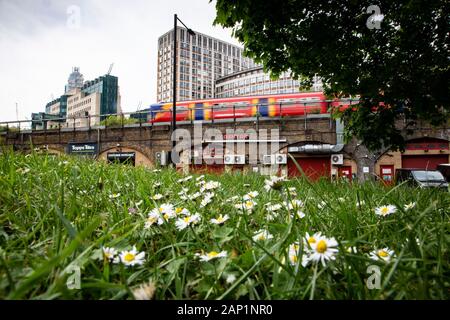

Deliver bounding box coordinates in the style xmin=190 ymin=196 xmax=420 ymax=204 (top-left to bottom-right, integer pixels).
xmin=147 ymin=92 xmax=357 ymax=123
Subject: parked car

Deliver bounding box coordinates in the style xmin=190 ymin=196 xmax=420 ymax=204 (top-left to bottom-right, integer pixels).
xmin=436 ymin=164 xmax=450 ymax=182
xmin=395 ymin=169 xmax=449 ymax=189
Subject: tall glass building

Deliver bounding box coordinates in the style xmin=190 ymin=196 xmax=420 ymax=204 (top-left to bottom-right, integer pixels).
xmin=156 ymin=27 xmax=258 ymax=103
xmin=37 ymin=68 xmax=121 ymax=129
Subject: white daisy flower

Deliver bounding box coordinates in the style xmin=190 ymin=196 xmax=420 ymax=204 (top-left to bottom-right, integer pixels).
xmin=200 ymin=193 xmax=215 ymax=208
xmin=174 ymin=207 xmax=190 ymax=216
xmin=225 ymin=274 xmax=237 ymax=284
xmin=196 ymin=250 xmax=227 ymax=262
xmin=252 ymin=229 xmax=274 ymax=242
xmin=152 ymin=194 xmax=164 ymax=200
xmin=210 ymin=214 xmax=230 ymax=225
xmin=308 ymin=236 xmax=339 ymax=267
xmin=109 ymin=193 xmax=121 ymax=199
xmin=370 ymin=247 xmax=395 ymax=262
xmin=317 ymin=201 xmax=327 ymax=209
xmin=196 ymin=175 xmax=205 ymax=181
xmin=119 ymin=246 xmax=146 ymax=267
xmin=226 ymin=196 xmax=240 ymax=204
xmin=175 ymin=213 xmax=201 ymax=231
xmin=265 ymin=203 xmax=283 ymax=212
xmin=404 ymin=202 xmax=416 ymax=211
xmin=292 ymin=210 xmax=306 ymax=219
xmin=234 ymin=200 xmax=257 ymax=212
xmin=179 ymin=194 xmax=189 ymax=201
xmin=144 ymin=213 xmax=159 ymax=229
xmin=286 ymin=199 xmax=304 ymax=210
xmin=375 ymin=205 xmax=397 ymax=217
xmin=200 ymin=181 xmax=221 ymax=192
xmin=243 ymin=191 xmax=259 ymax=201
xmin=288 ymin=243 xmax=309 ymax=267
xmin=190 ymin=192 xmax=202 ymax=200
xmin=102 ymin=247 xmax=118 ymax=262
xmin=303 ymin=232 xmax=323 ymax=250
xmin=264 ymin=176 xmax=286 ymax=192
xmin=177 ymin=176 xmax=193 ymax=183
xmin=284 ymin=187 xmax=298 ymax=197
xmin=132 ymin=281 xmax=156 ymax=300
xmin=148 ymin=203 xmax=175 ymax=225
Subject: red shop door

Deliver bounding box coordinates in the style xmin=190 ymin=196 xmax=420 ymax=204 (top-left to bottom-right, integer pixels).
xmin=288 ymin=157 xmax=331 ymax=181
xmin=401 ymin=155 xmax=448 ymax=170
xmin=338 ymin=166 xmax=352 ymax=181
xmin=380 ymin=165 xmax=394 ymax=185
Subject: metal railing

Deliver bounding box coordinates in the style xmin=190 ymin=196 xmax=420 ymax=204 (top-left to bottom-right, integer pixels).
xmin=0 ymin=99 xmax=359 ymax=135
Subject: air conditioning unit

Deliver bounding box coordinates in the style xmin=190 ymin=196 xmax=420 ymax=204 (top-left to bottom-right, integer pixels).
xmin=263 ymin=155 xmax=275 ymax=165
xmin=331 ymin=154 xmax=344 ymax=165
xmin=156 ymin=151 xmax=169 ymax=166
xmin=224 ymin=154 xmax=235 ymax=165
xmin=234 ymin=155 xmax=246 ymax=165
xmin=275 ymin=154 xmax=287 ymax=164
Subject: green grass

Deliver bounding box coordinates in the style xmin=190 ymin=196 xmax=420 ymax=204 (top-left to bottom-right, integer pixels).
xmin=0 ymin=151 xmax=448 ymax=300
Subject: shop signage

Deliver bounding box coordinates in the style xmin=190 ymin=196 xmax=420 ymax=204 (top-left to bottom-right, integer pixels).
xmin=68 ymin=143 xmax=98 ymax=155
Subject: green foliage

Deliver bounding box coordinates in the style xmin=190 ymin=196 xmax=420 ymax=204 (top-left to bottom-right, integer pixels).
xmin=0 ymin=126 xmax=20 ymax=133
xmin=0 ymin=151 xmax=448 ymax=299
xmin=213 ymin=0 xmax=449 ymax=151
xmin=100 ymin=116 xmax=138 ymax=127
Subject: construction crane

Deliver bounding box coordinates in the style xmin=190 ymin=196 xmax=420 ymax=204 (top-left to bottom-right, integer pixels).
xmin=107 ymin=63 xmax=114 ymax=75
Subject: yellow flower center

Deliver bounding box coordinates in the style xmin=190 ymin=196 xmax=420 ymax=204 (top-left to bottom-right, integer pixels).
xmin=258 ymin=235 xmax=265 ymax=241
xmin=176 ymin=208 xmax=183 ymax=214
xmin=291 ymin=254 xmax=298 ymax=263
xmin=124 ymin=253 xmax=135 ymax=262
xmin=104 ymin=252 xmax=111 ymax=259
xmin=378 ymin=250 xmax=388 ymax=258
xmin=184 ymin=217 xmax=191 ymax=223
xmin=147 ymin=217 xmax=157 ymax=224
xmin=159 ymin=207 xmax=164 ymax=212
xmin=316 ymin=240 xmax=328 ymax=253
xmin=245 ymin=201 xmax=253 ymax=208
xmin=163 ymin=213 xmax=170 ymax=220
xmin=308 ymin=237 xmax=316 ymax=244
xmin=381 ymin=207 xmax=389 ymax=215
xmin=208 ymin=251 xmax=219 ymax=258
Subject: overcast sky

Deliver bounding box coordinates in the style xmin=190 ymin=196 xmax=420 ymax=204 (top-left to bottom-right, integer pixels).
xmin=0 ymin=0 xmax=241 ymax=122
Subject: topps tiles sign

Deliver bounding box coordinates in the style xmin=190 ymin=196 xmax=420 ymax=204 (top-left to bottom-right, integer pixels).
xmin=67 ymin=143 xmax=98 ymax=156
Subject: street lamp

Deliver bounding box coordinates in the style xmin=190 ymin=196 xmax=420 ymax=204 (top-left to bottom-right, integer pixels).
xmin=172 ymin=14 xmax=196 ymax=165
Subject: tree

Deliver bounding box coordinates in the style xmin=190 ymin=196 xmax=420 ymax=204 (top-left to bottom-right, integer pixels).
xmin=100 ymin=116 xmax=138 ymax=127
xmin=213 ymin=0 xmax=449 ymax=151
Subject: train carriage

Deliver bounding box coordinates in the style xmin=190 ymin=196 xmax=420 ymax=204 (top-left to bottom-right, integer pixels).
xmin=147 ymin=92 xmax=356 ymax=123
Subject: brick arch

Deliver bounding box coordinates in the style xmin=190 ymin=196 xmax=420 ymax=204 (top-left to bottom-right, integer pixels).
xmin=98 ymin=144 xmax=153 ymax=168
xmin=404 ymin=130 xmax=450 ymax=143
xmin=28 ymin=144 xmax=65 ymax=155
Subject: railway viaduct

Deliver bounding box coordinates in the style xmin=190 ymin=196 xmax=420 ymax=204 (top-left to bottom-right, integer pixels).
xmin=1 ymin=115 xmax=449 ymax=181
